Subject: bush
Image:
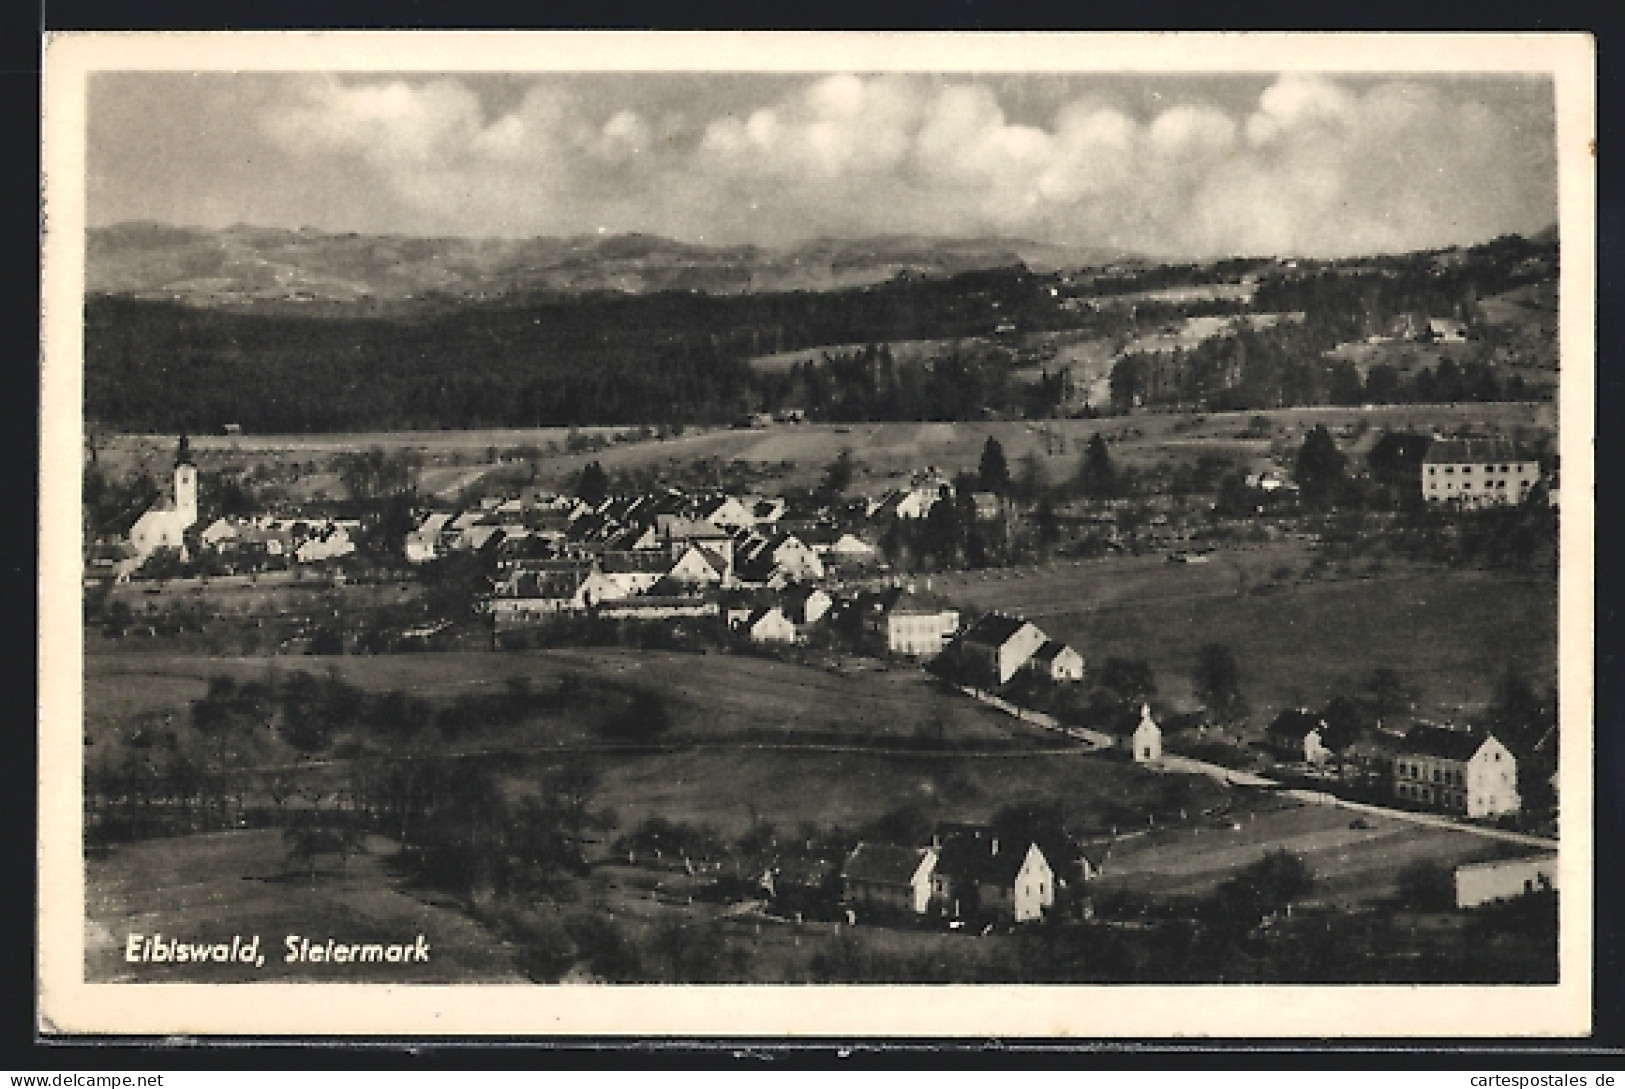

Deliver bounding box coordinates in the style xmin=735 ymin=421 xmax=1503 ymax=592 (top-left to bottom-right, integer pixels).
xmin=599 ymin=688 xmax=672 ymax=742
xmin=1395 ymin=859 xmax=1455 ymax=912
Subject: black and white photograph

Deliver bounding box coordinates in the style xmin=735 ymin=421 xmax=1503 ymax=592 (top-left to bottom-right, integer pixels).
xmin=39 ymin=31 xmax=1595 ymax=1036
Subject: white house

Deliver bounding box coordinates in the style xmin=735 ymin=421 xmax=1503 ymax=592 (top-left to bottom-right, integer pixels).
xmin=742 ymin=605 xmax=797 ymax=645
xmin=667 ymin=544 xmax=729 ymax=587
xmin=294 ymin=522 xmax=356 ymax=564
xmin=405 ymin=512 xmax=452 ymax=564
xmin=698 ymin=495 xmax=754 ymax=531
xmin=1028 ymin=639 xmax=1085 ymax=683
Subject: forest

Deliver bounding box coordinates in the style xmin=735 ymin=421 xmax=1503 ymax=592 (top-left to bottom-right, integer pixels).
xmin=84 ymin=232 xmax=1556 ymax=432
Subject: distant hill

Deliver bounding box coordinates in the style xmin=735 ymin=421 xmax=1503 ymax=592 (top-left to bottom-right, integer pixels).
xmin=86 ymin=222 xmax=1129 ymax=306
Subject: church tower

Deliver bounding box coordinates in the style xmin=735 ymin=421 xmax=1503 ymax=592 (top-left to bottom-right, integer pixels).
xmin=174 ymin=434 xmax=198 ymax=528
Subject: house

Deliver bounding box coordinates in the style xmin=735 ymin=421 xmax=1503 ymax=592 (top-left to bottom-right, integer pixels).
xmin=945 ymin=613 xmax=1048 ymax=687
xmin=742 ymin=605 xmax=797 ymax=645
xmin=737 ymin=532 xmax=824 ymax=582
xmin=930 ymin=831 xmax=1054 ymax=924
xmin=1422 ymin=439 xmax=1541 ymax=508
xmin=200 ymin=517 xmax=241 ymax=550
xmin=1028 ymin=640 xmax=1085 ymax=683
xmin=760 ymin=857 xmax=838 ymax=915
xmin=666 ymin=544 xmax=729 ymax=587
xmin=1392 ymin=727 xmax=1520 ymax=818
xmin=1455 ymin=855 xmax=1557 ymax=909
xmin=780 ymin=585 xmax=833 ymax=627
xmin=294 ymin=521 xmax=356 ymax=564
xmin=658 ymin=515 xmax=737 ymax=565
xmin=1427 ymin=317 xmax=1469 ymax=343
xmin=745 ymin=496 xmax=787 ymax=526
xmin=1266 ymin=708 xmax=1333 ymax=767
xmin=405 ymin=512 xmax=452 ymax=564
xmin=697 ymin=495 xmax=754 ymax=531
xmin=828 ymin=532 xmax=878 ymax=562
xmin=128 ymin=437 xmax=198 ymax=560
xmin=487 ymin=563 xmax=597 ymax=624
xmin=968 ymin=491 xmax=1005 ymax=522
xmin=842 ymin=843 xmax=937 ymax=919
xmin=858 ymin=587 xmax=961 ymax=658
xmin=866 ymin=486 xmax=941 ymax=521
xmin=596 ymin=551 xmax=670 ymax=597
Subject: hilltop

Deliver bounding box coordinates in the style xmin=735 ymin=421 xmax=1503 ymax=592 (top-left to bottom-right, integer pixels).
xmin=87 ymin=222 xmax=1124 ymax=306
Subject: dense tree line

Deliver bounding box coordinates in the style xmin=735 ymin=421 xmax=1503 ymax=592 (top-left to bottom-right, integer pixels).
xmin=85 ymin=266 xmax=1053 ymax=432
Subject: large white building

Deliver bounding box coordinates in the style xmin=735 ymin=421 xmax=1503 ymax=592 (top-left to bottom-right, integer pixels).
xmin=1392 ymin=727 xmax=1521 ymax=819
xmin=1422 ymin=439 xmax=1541 ymax=508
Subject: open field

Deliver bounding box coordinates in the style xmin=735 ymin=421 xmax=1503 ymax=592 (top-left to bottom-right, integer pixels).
xmin=101 ymin=571 xmax=423 ymax=620
xmin=1094 ymin=796 xmax=1534 ymax=905
xmin=747 ymin=338 xmax=958 ymax=373
xmin=929 ymin=548 xmax=1558 ymax=722
xmin=84 ymin=647 xmax=1031 ymax=750
xmin=101 ymin=401 xmax=1557 ymax=499
xmin=590 ymin=745 xmax=1221 ymax=842
xmin=86 ymin=829 xmax=526 ymax=983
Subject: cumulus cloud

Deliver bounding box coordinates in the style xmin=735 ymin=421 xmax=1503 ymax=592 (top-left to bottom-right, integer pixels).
xmin=254 ymin=72 xmax=1555 ymax=256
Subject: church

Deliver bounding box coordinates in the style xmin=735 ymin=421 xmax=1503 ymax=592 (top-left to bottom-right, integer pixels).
xmin=128 ymin=436 xmax=199 ymax=560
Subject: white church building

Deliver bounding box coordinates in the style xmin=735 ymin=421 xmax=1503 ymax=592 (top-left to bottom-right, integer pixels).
xmin=128 ymin=436 xmax=199 ymax=561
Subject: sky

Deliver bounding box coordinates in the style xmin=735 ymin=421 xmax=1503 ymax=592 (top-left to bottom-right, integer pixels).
xmin=86 ymin=71 xmax=1558 ymax=258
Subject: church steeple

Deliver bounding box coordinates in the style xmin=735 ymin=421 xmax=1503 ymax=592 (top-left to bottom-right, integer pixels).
xmin=173 ymin=435 xmax=197 ymax=526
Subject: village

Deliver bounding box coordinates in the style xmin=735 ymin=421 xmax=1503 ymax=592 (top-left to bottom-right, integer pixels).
xmin=81 ymin=414 xmax=1559 ymax=965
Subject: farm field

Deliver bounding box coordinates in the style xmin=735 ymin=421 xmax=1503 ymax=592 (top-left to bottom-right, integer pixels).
xmin=85 ymin=829 xmax=526 ymax=983
xmin=101 ymin=401 xmax=1558 ymax=500
xmin=84 ymin=647 xmax=1031 ymax=751
xmin=747 ymin=338 xmax=958 ymax=373
xmin=590 ymin=745 xmax=1221 ymax=842
xmin=929 ymin=548 xmax=1558 ymax=722
xmin=1092 ymin=797 xmax=1532 ymax=905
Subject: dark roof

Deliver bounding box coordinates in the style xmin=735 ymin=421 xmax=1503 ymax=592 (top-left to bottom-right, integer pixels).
xmin=958 ymin=612 xmax=1036 ymax=648
xmin=935 ymin=838 xmax=1041 ymax=887
xmin=599 ymin=551 xmax=669 ymax=575
xmin=771 ymin=857 xmax=836 ymax=887
xmin=842 ymin=843 xmax=930 ymax=886
xmin=1030 ymin=640 xmax=1076 ymax=665
xmin=1397 ymin=725 xmax=1492 ymax=761
xmin=1422 ymin=439 xmax=1536 ymax=465
xmin=1268 ymin=708 xmax=1327 ymax=739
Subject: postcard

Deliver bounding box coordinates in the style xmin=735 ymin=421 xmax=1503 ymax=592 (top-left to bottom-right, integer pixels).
xmin=39 ymin=30 xmax=1596 ymax=1037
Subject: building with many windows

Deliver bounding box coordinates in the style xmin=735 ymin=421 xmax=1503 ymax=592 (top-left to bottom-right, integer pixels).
xmin=1392 ymin=726 xmax=1520 ymax=818
xmin=1421 ymin=439 xmax=1541 ymax=508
